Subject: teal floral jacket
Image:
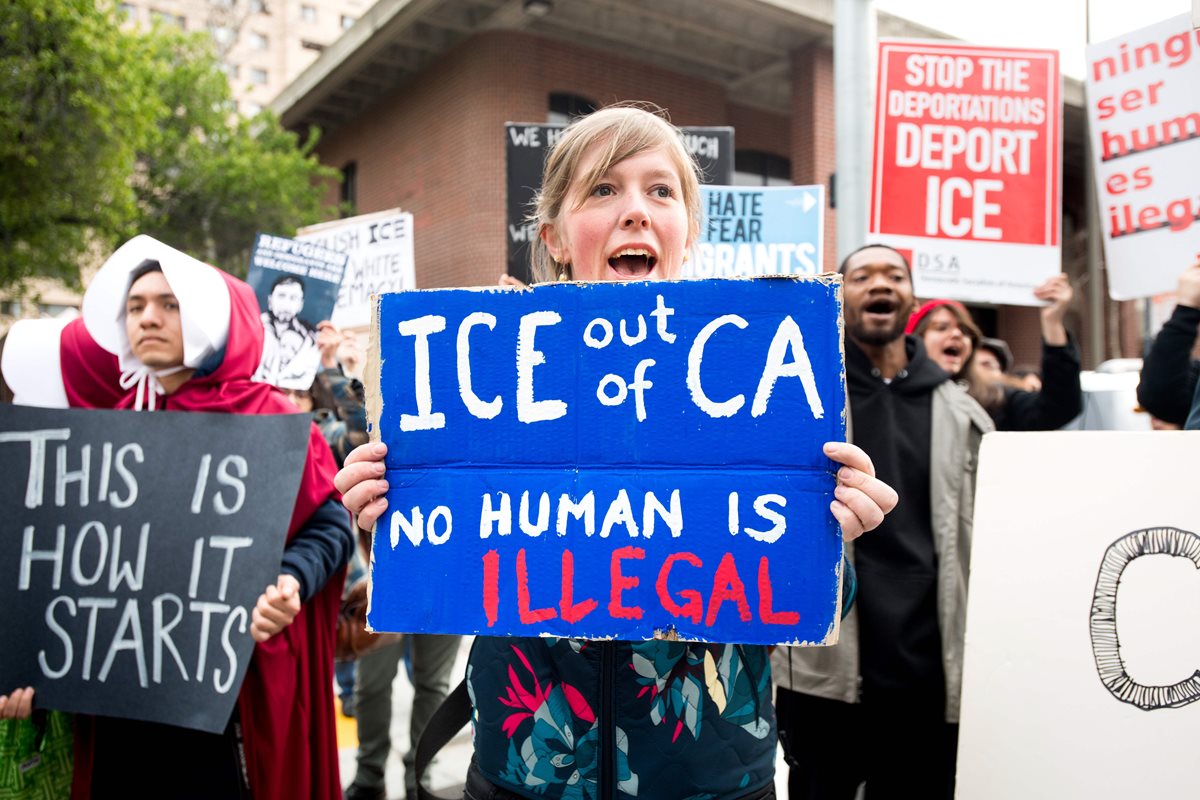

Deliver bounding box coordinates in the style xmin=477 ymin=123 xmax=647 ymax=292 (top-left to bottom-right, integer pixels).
xmin=466 ymin=636 xmax=775 ymax=800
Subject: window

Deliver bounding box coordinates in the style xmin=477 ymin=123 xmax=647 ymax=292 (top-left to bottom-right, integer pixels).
xmin=547 ymin=92 xmax=596 ymax=124
xmin=39 ymin=303 xmax=75 ymax=317
xmin=249 ymin=67 xmax=268 ymax=85
xmin=249 ymin=31 xmax=268 ymax=50
xmin=250 ymin=0 xmax=268 ymax=13
xmin=211 ymin=25 xmax=236 ymax=46
xmin=341 ymin=162 xmax=357 ymax=216
xmin=151 ymin=10 xmax=187 ymax=29
xmin=341 ymin=15 xmax=355 ymax=30
xmin=3 ymin=300 xmax=21 ymax=316
xmin=220 ymin=62 xmax=240 ymax=79
xmin=733 ymin=150 xmax=791 ymax=187
xmin=300 ymin=4 xmax=316 ymax=22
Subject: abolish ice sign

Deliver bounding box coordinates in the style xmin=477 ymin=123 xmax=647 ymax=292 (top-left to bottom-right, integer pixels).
xmin=870 ymin=41 xmax=1062 ymax=305
xmin=365 ymin=277 xmax=847 ymax=646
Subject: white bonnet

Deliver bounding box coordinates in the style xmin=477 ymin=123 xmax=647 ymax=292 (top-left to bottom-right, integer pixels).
xmin=82 ymin=235 xmax=231 ymax=372
xmin=1 ymin=315 xmax=75 ymax=408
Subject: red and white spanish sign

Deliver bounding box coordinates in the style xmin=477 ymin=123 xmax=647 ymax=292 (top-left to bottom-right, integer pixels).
xmin=1086 ymin=16 xmax=1200 ymax=301
xmin=870 ymin=41 xmax=1062 ymax=305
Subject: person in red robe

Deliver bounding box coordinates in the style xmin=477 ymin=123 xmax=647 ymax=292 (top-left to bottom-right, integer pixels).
xmin=2 ymin=236 xmax=352 ymax=799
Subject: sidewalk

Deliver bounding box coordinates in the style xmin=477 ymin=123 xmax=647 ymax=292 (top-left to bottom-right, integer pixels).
xmin=337 ymin=637 xmax=475 ymax=799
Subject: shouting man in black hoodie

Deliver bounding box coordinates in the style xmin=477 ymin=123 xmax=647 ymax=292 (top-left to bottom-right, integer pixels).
xmin=773 ymin=244 xmax=993 ymax=800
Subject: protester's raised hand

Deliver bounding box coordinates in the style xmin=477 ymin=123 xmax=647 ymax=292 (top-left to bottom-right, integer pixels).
xmin=1034 ymin=273 xmax=1072 ymax=346
xmin=823 ymin=442 xmax=898 ymax=542
xmin=337 ymin=334 xmax=363 ymax=378
xmin=0 ymin=687 xmax=34 ymax=720
xmin=336 ymin=442 xmax=389 ymax=531
xmin=316 ymin=321 xmax=342 ymax=370
xmin=250 ymin=574 xmax=303 ymax=642
xmin=1177 ymin=258 xmax=1200 ymax=309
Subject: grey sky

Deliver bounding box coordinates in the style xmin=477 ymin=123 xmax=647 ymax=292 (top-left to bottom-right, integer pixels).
xmin=875 ymin=0 xmax=1191 ymax=78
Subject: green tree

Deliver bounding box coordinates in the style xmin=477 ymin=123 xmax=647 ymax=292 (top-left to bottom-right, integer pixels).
xmin=0 ymin=0 xmax=154 ymax=286
xmin=0 ymin=1 xmax=340 ymax=287
xmin=129 ymin=27 xmax=339 ymax=275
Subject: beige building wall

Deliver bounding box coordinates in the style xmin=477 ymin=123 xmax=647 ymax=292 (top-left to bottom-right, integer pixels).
xmin=0 ymin=280 xmax=82 ymax=339
xmin=116 ymin=0 xmax=371 ymax=116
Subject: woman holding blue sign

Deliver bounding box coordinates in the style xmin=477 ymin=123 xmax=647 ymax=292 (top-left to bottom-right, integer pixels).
xmin=337 ymin=104 xmax=897 ymax=800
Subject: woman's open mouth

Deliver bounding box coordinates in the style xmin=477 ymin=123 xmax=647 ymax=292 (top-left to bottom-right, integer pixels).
xmin=608 ymin=248 xmax=657 ymax=278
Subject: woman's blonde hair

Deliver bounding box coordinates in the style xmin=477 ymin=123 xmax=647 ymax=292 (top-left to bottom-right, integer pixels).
xmin=528 ymin=103 xmax=702 ymax=284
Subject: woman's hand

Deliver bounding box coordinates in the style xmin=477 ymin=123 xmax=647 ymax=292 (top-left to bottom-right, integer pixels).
xmin=823 ymin=442 xmax=898 ymax=541
xmin=336 ymin=442 xmax=390 ymax=531
xmin=0 ymin=687 xmax=34 ymax=720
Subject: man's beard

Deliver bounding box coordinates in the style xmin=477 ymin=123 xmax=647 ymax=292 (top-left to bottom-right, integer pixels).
xmin=846 ymin=314 xmax=907 ymax=347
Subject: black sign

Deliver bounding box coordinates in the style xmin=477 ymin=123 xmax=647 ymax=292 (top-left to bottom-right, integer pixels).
xmin=0 ymin=405 xmax=311 ymax=734
xmin=504 ymin=123 xmax=735 ymax=284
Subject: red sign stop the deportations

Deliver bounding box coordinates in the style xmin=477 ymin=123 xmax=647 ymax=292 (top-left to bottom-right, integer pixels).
xmin=870 ymin=41 xmax=1062 ymax=306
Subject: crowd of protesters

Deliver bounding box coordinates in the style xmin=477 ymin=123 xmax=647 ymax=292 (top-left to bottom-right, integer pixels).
xmin=1 ymin=103 xmax=1196 ymax=800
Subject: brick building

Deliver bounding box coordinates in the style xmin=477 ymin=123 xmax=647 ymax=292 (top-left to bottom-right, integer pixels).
xmin=271 ymin=0 xmax=1131 ymax=369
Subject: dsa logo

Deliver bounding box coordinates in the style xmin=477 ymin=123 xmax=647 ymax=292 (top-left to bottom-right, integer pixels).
xmin=915 ymin=252 xmax=961 ymax=273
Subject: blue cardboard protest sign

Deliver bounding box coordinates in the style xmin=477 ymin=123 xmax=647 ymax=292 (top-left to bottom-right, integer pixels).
xmin=687 ymin=186 xmax=825 ymax=279
xmin=366 ymin=277 xmax=846 ymax=645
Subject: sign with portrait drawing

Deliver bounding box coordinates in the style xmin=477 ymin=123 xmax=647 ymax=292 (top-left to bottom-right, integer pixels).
xmin=247 ymin=232 xmax=348 ymax=389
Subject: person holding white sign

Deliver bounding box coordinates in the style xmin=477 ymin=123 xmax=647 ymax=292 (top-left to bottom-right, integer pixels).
xmin=1137 ymin=260 xmax=1200 ymax=429
xmin=773 ymin=244 xmax=994 ymax=800
xmin=336 ymin=105 xmax=898 ymax=800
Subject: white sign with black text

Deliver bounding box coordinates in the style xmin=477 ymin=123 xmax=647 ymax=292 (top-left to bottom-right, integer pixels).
xmin=297 ymin=209 xmax=416 ymax=330
xmin=957 ymin=432 xmax=1200 ymax=798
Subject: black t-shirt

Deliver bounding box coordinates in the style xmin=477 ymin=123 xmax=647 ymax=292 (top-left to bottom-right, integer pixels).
xmin=847 ymin=336 xmax=949 ymax=702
